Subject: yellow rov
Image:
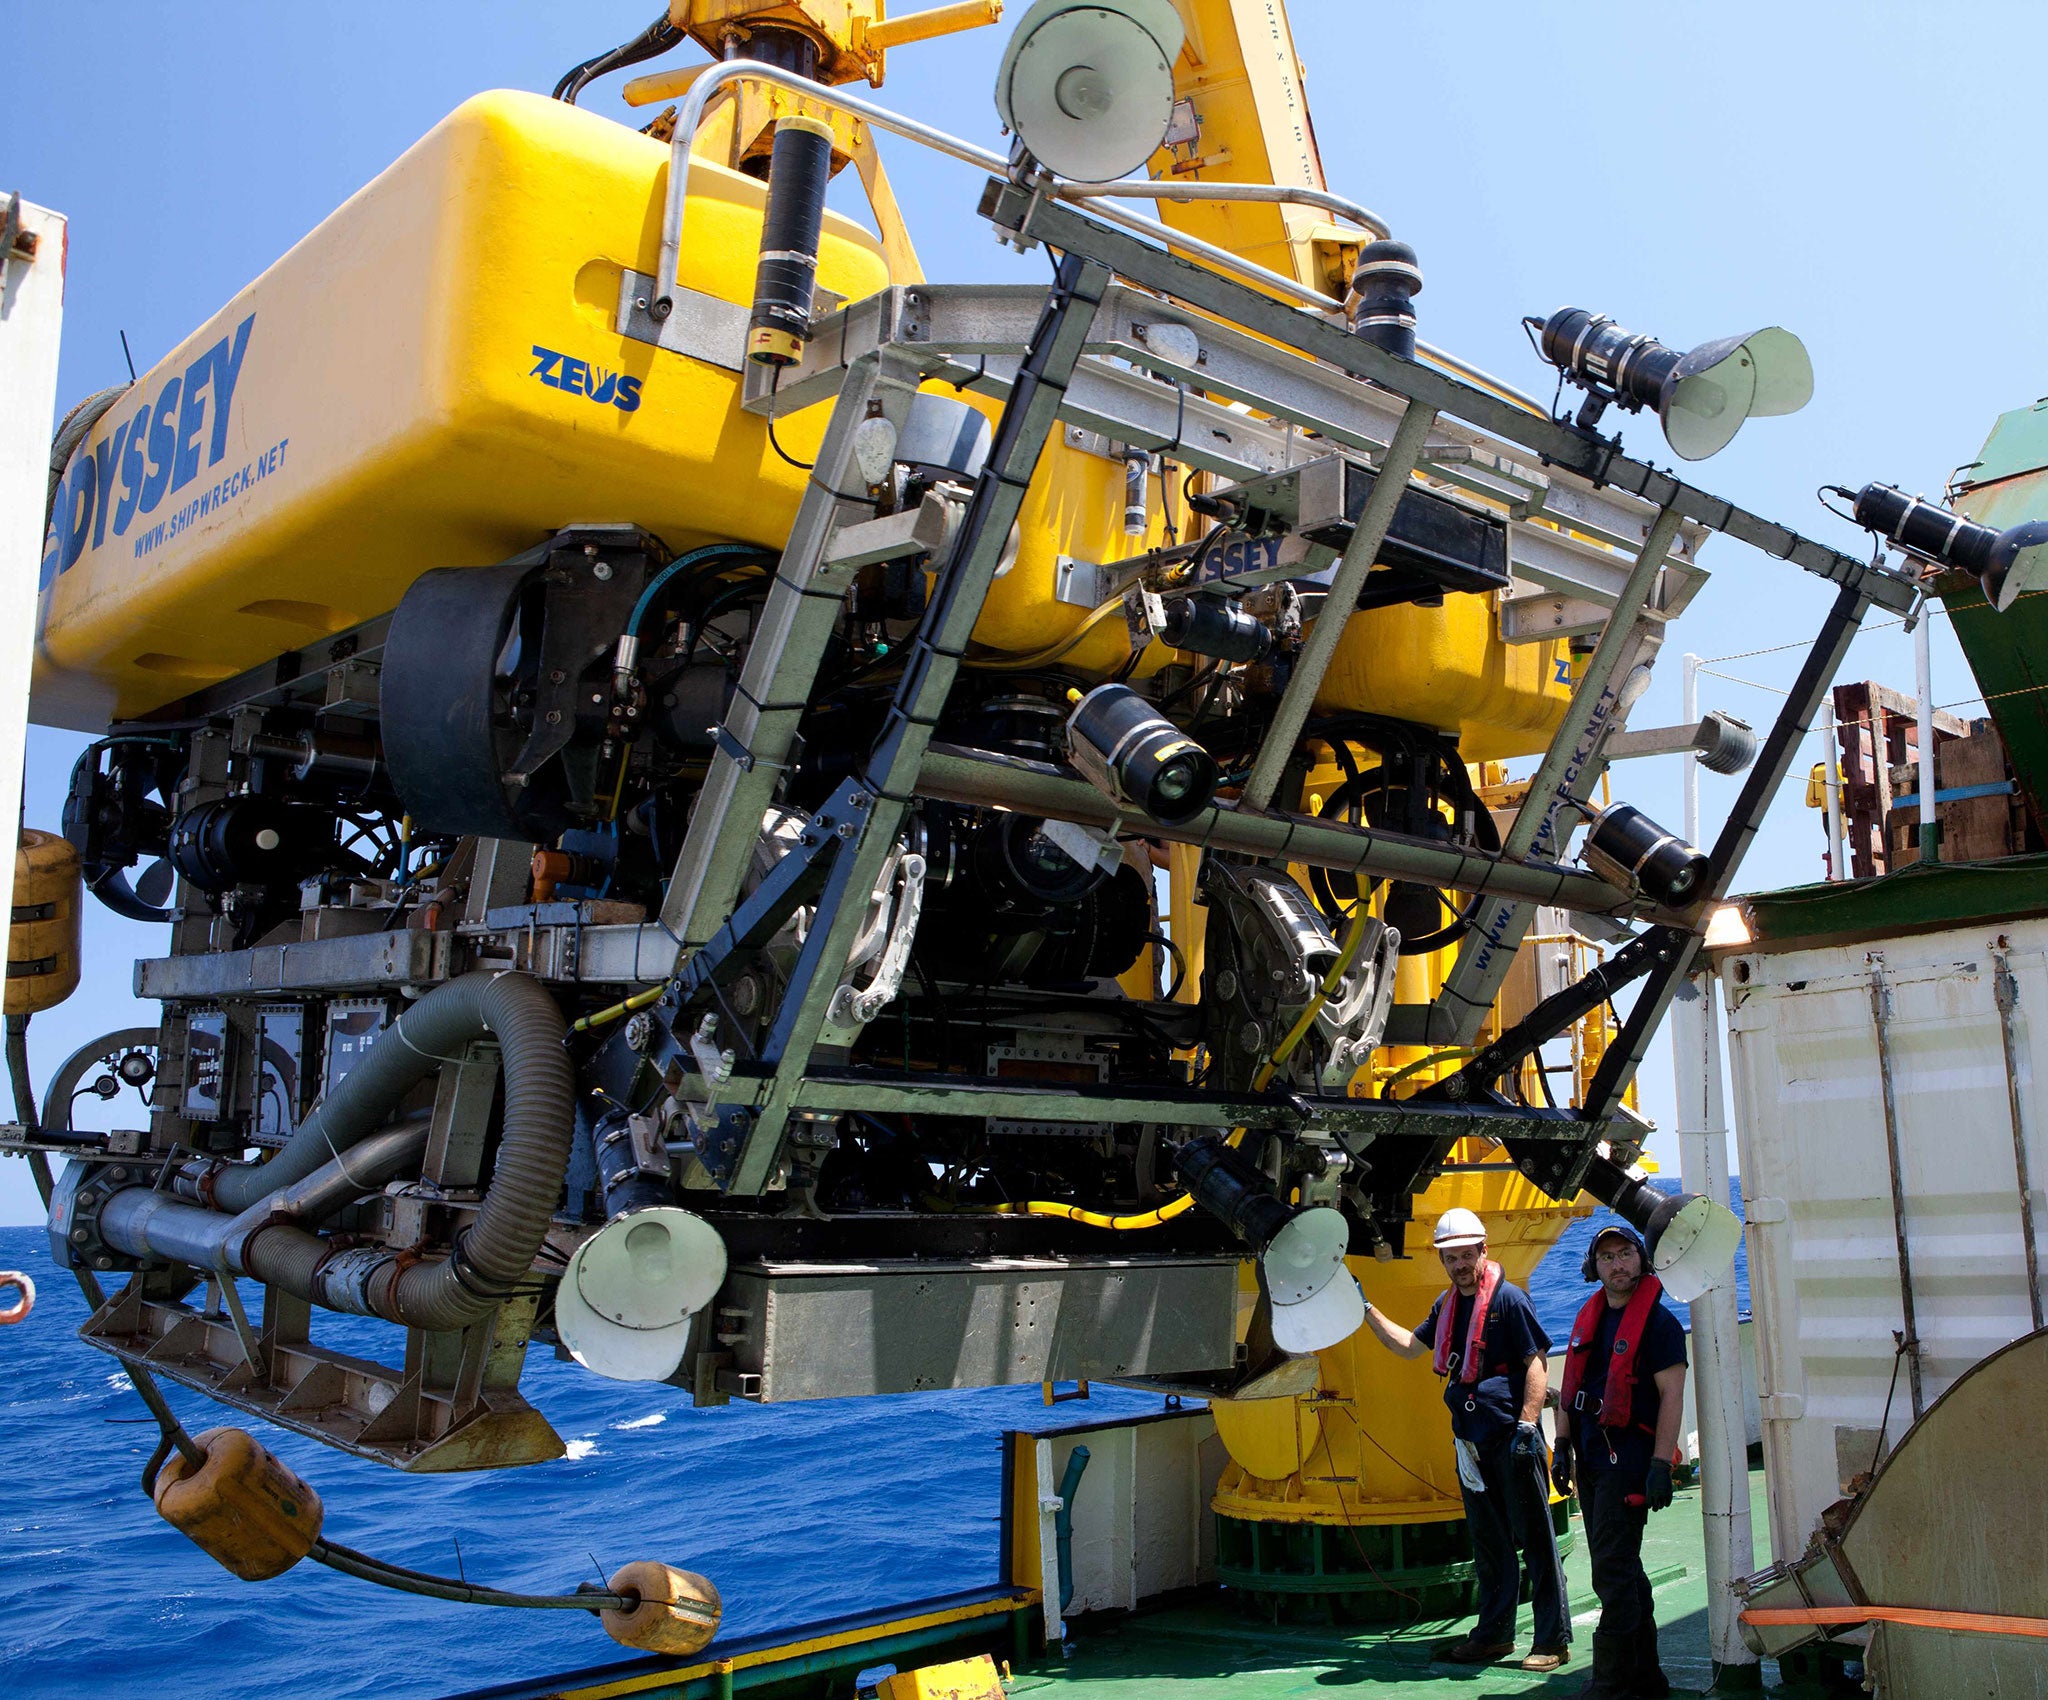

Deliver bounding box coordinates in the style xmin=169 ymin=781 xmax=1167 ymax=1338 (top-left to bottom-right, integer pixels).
xmin=19 ymin=0 xmax=1865 ymax=1643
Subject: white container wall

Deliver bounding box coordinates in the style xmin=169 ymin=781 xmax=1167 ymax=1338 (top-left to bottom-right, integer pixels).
xmin=1717 ymin=918 xmax=2047 ymax=1564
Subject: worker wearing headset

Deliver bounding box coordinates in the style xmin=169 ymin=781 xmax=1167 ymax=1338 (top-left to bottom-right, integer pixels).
xmin=1556 ymin=1221 xmax=1689 ymax=1700
xmin=1360 ymin=1206 xmax=1571 ymax=1675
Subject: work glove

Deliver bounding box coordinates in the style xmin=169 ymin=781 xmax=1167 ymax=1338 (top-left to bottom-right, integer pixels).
xmin=1645 ymin=1457 xmax=1674 ymax=1512
xmin=1550 ymin=1435 xmax=1574 ymax=1496
xmin=1510 ymin=1421 xmax=1539 ymax=1464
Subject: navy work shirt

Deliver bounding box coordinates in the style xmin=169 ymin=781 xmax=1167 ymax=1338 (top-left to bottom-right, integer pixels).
xmin=1413 ymin=1280 xmax=1549 ymax=1444
xmin=1576 ymin=1294 xmax=1687 ymax=1478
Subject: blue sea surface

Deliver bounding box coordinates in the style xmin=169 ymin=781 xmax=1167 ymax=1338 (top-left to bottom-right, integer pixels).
xmin=0 ymin=1190 xmax=1744 ymax=1699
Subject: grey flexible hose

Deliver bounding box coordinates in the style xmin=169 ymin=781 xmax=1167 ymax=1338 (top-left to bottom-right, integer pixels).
xmin=177 ymin=972 xmax=574 ymax=1331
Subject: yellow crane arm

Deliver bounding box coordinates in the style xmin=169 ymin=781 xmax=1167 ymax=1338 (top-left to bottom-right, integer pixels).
xmin=1146 ymin=0 xmax=1358 ymax=299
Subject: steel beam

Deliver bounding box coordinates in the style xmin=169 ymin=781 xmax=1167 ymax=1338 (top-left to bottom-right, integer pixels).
xmin=1582 ymin=578 xmax=1876 ymax=1118
xmin=728 ymin=255 xmax=1116 ymax=1194
xmin=660 ymin=349 xmax=927 ymax=946
xmin=1436 ymin=506 xmax=1684 ymax=1041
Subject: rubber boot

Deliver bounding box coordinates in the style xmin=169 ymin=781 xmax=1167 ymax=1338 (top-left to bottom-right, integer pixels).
xmin=1574 ymin=1631 xmax=1640 ymax=1699
xmin=1634 ymin=1623 xmax=1671 ymax=1698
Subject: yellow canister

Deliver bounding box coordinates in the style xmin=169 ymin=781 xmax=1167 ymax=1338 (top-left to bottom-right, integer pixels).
xmin=152 ymin=1426 xmax=325 ymax=1581
xmin=7 ymin=828 xmax=82 ymax=1016
xmin=600 ymin=1560 xmax=723 ymax=1654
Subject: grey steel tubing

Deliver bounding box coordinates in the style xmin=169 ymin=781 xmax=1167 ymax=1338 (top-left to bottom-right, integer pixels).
xmin=652 ymin=59 xmax=1549 ymax=417
xmin=194 ymin=972 xmax=567 ymax=1215
xmin=98 ymin=1121 xmax=432 ymax=1270
xmin=914 ymin=744 xmax=1642 ymax=915
xmin=1060 ymin=178 xmax=1389 ymax=240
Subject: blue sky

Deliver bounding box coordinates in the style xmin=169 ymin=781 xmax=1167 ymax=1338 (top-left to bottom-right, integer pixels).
xmin=8 ymin=1 xmax=2046 ymax=1222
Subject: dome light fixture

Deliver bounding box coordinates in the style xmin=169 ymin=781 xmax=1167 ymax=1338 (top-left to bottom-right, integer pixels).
xmin=1175 ymin=1136 xmax=1366 ymax=1354
xmin=995 ymin=0 xmax=1187 ymax=182
xmin=1534 ymin=307 xmax=1813 ymax=461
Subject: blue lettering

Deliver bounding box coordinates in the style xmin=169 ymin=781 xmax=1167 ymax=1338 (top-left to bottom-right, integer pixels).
xmin=59 ymin=454 xmax=95 ymax=572
xmin=172 ymin=346 xmax=214 ymax=492
xmin=530 ymin=346 xmax=562 ymax=387
xmin=589 ymin=370 xmax=618 ymax=405
xmin=561 ymin=357 xmax=589 ymax=396
xmin=90 ymin=422 xmax=125 ymax=549
xmin=139 ymin=377 xmax=182 ymax=514
xmin=614 ymin=375 xmax=642 ymax=413
xmin=1554 ymin=656 xmax=1572 ymax=685
xmin=113 ymin=403 xmax=148 ymax=535
xmin=207 ymin=315 xmax=253 ymax=465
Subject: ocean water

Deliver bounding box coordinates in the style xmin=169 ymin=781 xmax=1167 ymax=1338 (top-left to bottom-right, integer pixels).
xmin=0 ymin=1192 xmax=1745 ymax=1700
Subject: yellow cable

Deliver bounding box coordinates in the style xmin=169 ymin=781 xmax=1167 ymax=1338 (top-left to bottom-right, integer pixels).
xmin=992 ymin=902 xmax=1379 ymax=1230
xmin=1377 ymin=1046 xmax=1478 ymax=1094
xmin=571 ymin=983 xmax=667 ymax=1034
xmin=967 ymin=595 xmax=1130 ymax=671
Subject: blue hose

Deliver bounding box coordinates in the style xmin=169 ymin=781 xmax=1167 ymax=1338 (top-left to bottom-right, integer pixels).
xmin=1054 ymin=1444 xmax=1091 ymax=1616
xmin=625 ymin=541 xmax=775 ymax=640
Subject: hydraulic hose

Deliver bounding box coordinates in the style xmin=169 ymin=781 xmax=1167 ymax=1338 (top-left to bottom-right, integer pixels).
xmin=162 ymin=972 xmax=574 ymax=1330
xmin=190 ymin=972 xmax=566 ymax=1214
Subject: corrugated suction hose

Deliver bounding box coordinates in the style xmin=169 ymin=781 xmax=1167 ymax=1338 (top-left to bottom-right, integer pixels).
xmin=193 ymin=971 xmax=574 ymax=1331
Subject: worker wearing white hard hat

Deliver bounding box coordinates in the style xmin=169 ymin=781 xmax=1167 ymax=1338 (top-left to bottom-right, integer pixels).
xmin=1359 ymin=1207 xmax=1571 ymax=1675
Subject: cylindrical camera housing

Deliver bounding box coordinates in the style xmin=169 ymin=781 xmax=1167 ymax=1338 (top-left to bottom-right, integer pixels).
xmin=1850 ymin=483 xmax=1999 ymax=576
xmin=1582 ymin=801 xmax=1709 ymax=905
xmin=747 ymin=115 xmax=835 ymax=366
xmin=1539 ymin=307 xmax=1681 ymax=411
xmin=1161 ymin=595 xmax=1274 ymax=664
xmin=1065 ymin=684 xmax=1219 ymax=824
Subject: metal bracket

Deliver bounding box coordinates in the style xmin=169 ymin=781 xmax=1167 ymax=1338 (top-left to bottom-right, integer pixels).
xmin=615 ymin=269 xmax=749 ymax=371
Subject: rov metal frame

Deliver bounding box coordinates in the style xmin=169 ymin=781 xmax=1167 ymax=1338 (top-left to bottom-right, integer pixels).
xmin=635 ymin=155 xmax=1916 ymax=1201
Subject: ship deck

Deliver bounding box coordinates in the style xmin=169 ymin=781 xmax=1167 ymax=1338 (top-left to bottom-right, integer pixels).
xmin=494 ymin=1464 xmax=1841 ymax=1700
xmin=1015 ymin=1468 xmax=1819 ymax=1698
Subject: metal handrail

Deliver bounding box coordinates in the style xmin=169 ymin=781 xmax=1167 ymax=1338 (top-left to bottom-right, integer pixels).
xmin=1059 ymin=177 xmax=1390 ymax=241
xmin=644 ymin=58 xmax=1547 ymax=415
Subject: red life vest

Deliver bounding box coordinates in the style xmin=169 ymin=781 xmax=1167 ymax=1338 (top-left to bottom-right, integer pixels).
xmin=1431 ymin=1258 xmax=1502 ymax=1385
xmin=1561 ymin=1273 xmax=1665 ymax=1436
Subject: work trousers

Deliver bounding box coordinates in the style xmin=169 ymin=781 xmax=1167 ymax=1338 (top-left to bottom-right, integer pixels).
xmin=1579 ymin=1465 xmax=1655 ymax=1638
xmin=1460 ymin=1431 xmax=1570 ymax=1650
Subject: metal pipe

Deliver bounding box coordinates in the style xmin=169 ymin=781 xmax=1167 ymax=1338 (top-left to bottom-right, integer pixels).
xmin=98 ymin=1121 xmax=431 ymax=1271
xmin=1867 ymin=961 xmax=1925 ymax=1418
xmin=1674 ymin=969 xmax=1760 ymax=1675
xmin=1063 ymin=177 xmax=1391 ymax=240
xmin=1053 ymin=1444 xmax=1091 ymax=1615
xmin=1683 ymin=652 xmax=1701 ymax=846
xmin=914 ymin=744 xmax=1644 ymax=914
xmin=641 ymin=58 xmax=1550 ymax=417
xmin=1992 ymin=949 xmax=2045 ymax=1331
xmin=1820 ymin=695 xmax=1846 ymax=880
xmin=1914 ymin=600 xmax=1939 ymax=863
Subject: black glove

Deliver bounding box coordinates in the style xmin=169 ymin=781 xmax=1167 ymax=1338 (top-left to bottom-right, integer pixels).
xmin=1510 ymin=1421 xmax=1539 ymax=1463
xmin=1550 ymin=1435 xmax=1575 ymax=1496
xmin=1645 ymin=1457 xmax=1674 ymax=1511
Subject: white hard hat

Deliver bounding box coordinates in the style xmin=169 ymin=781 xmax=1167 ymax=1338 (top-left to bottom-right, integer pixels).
xmin=1432 ymin=1207 xmax=1488 ymax=1249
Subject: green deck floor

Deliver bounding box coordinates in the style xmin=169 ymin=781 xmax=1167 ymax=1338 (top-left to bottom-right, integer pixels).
xmin=1011 ymin=1467 xmax=1829 ymax=1699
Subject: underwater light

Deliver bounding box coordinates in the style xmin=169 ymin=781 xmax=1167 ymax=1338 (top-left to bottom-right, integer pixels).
xmin=1175 ymin=1136 xmax=1366 ymax=1354
xmin=1839 ymin=481 xmax=2048 ymax=613
xmin=555 ymin=1207 xmax=728 ymax=1384
xmin=1584 ymin=1155 xmax=1744 ymax=1304
xmin=1536 ymin=307 xmax=1813 ymax=460
xmin=995 ymin=0 xmax=1186 ymax=181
